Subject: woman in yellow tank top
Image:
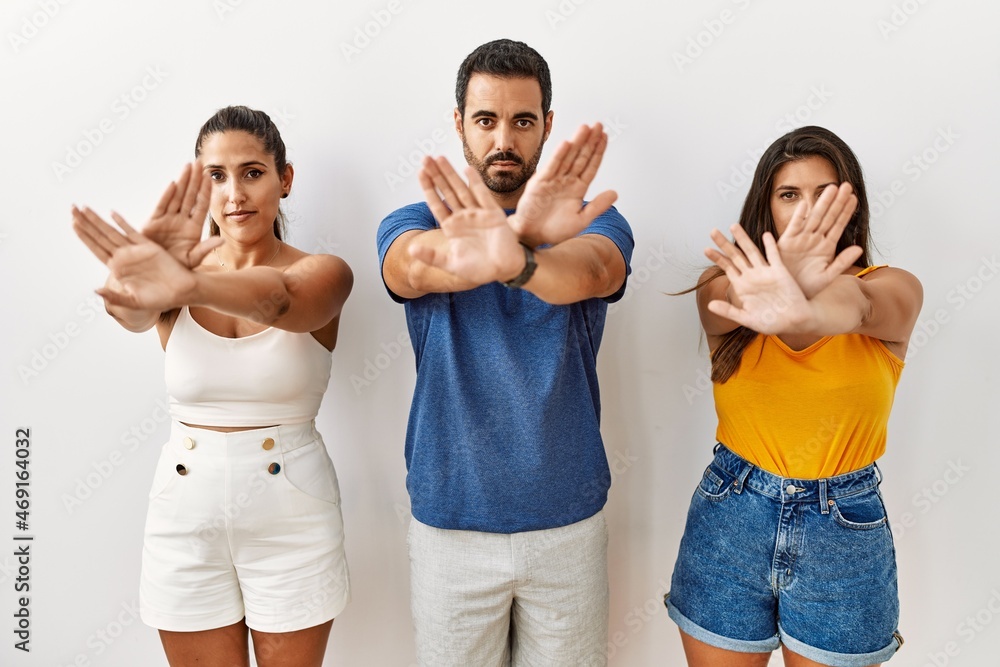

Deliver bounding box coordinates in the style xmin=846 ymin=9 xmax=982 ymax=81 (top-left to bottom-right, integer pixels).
xmin=665 ymin=126 xmax=923 ymax=667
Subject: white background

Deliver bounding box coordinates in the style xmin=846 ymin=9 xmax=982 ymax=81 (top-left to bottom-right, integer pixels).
xmin=2 ymin=1 xmax=998 ymax=665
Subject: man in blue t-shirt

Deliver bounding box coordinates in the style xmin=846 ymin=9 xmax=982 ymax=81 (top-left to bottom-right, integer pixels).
xmin=377 ymin=39 xmax=633 ymax=666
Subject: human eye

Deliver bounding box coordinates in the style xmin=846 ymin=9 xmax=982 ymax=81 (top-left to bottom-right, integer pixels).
xmin=515 ymin=119 xmax=533 ymax=129
xmin=209 ymin=170 xmax=225 ymax=182
xmin=476 ymin=117 xmax=494 ymax=128
xmin=246 ymin=168 xmax=263 ymax=179
xmin=778 ymin=191 xmax=797 ymax=200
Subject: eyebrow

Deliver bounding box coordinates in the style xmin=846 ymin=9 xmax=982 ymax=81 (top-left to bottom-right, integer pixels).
xmin=469 ymin=110 xmax=540 ymax=121
xmin=774 ymin=182 xmax=838 ymax=191
xmin=203 ymin=161 xmax=268 ymax=170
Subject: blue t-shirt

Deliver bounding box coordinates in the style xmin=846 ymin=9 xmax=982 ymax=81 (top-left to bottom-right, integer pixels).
xmin=377 ymin=202 xmax=634 ymax=533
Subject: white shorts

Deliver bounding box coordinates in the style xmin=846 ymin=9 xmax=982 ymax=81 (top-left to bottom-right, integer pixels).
xmin=140 ymin=421 xmax=350 ymax=633
xmin=408 ymin=511 xmax=609 ymax=666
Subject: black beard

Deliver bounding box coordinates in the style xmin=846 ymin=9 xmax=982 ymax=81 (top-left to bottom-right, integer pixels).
xmin=462 ymin=140 xmax=544 ymax=194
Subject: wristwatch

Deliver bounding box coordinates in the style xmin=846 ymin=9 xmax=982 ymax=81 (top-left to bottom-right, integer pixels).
xmin=501 ymin=243 xmax=537 ymax=289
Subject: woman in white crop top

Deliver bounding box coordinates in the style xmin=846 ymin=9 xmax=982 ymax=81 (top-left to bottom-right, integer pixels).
xmin=72 ymin=106 xmax=353 ymax=667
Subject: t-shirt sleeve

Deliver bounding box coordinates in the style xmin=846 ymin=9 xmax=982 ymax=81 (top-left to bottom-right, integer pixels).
xmin=579 ymin=205 xmax=634 ymax=303
xmin=376 ymin=202 xmax=438 ymax=303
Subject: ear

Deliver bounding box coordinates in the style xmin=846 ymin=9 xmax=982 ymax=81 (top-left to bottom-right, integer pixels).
xmin=281 ymin=163 xmax=295 ymax=197
xmin=542 ymin=110 xmax=554 ymax=143
xmin=453 ymin=107 xmax=463 ymax=139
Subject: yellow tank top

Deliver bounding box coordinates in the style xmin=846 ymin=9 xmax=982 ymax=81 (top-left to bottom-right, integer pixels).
xmin=713 ymin=266 xmax=904 ymax=479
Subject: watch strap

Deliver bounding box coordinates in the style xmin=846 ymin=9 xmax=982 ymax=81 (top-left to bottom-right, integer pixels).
xmin=501 ymin=243 xmax=537 ymax=289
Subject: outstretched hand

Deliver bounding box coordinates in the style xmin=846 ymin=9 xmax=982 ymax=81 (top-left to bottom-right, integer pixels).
xmin=72 ymin=205 xmax=196 ymax=311
xmin=776 ymin=183 xmax=862 ymax=298
xmin=139 ymin=161 xmax=222 ymax=267
xmin=409 ymin=156 xmax=525 ymax=285
xmin=509 ymin=123 xmax=618 ymax=246
xmin=705 ymin=224 xmax=813 ymax=335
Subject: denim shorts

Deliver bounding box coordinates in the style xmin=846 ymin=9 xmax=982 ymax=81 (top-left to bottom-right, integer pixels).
xmin=665 ymin=444 xmax=902 ymax=667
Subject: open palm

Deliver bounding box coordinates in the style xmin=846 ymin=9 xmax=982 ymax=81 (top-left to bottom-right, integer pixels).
xmin=73 ymin=203 xmax=197 ymax=311
xmin=410 ymin=156 xmax=523 ymax=285
xmin=776 ymin=183 xmax=862 ymax=298
xmin=140 ymin=161 xmax=222 ymax=267
xmin=100 ymin=241 xmax=197 ymax=311
xmin=706 ymin=225 xmax=812 ymax=335
xmin=509 ymin=123 xmax=618 ymax=247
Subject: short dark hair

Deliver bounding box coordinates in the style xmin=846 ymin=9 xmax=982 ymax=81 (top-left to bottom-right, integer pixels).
xmin=455 ymin=39 xmax=552 ymax=118
xmin=195 ymin=105 xmax=289 ymax=239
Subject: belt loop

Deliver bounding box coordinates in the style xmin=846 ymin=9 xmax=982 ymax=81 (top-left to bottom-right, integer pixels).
xmin=873 ymin=462 xmax=883 ymax=485
xmin=733 ymin=464 xmax=752 ymax=494
xmin=819 ymin=479 xmax=830 ymax=514
xmin=713 ymin=442 xmax=722 ymax=454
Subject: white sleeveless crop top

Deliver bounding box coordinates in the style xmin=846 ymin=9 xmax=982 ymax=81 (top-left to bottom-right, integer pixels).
xmin=164 ymin=307 xmax=332 ymax=427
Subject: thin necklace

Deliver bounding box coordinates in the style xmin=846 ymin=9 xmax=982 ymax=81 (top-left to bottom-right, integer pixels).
xmin=214 ymin=243 xmax=282 ymax=272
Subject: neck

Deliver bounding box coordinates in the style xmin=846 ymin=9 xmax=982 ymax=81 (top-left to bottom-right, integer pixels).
xmin=215 ymin=237 xmax=283 ymax=270
xmin=491 ymin=187 xmax=524 ymax=212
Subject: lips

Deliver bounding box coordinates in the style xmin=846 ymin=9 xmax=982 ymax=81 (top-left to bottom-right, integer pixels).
xmin=225 ymin=210 xmax=256 ymax=222
xmin=486 ymin=152 xmax=523 ymax=167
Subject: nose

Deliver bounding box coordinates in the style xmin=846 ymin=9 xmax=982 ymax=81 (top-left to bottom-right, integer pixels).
xmin=225 ymin=178 xmax=246 ymax=205
xmin=493 ymin=123 xmax=514 ymax=154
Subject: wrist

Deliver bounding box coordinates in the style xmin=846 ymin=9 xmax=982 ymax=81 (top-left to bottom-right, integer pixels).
xmin=179 ymin=271 xmax=204 ymax=308
xmin=507 ymin=214 xmax=541 ymax=248
xmin=500 ymin=243 xmax=537 ymax=289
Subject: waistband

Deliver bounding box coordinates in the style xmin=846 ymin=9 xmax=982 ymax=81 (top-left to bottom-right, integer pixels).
xmin=711 ymin=442 xmax=881 ymax=506
xmin=169 ymin=421 xmax=320 ymax=458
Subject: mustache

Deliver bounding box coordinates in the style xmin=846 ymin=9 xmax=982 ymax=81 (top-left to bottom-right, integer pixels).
xmin=485 ymin=151 xmax=523 ymax=166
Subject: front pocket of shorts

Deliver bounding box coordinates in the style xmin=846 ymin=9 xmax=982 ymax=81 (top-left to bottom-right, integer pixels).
xmin=695 ymin=465 xmax=733 ymax=501
xmin=148 ymin=443 xmax=183 ymax=501
xmin=830 ymin=492 xmax=888 ymax=530
xmin=280 ymin=441 xmax=341 ymax=505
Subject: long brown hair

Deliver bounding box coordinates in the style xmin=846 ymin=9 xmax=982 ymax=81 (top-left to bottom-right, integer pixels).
xmin=709 ymin=126 xmax=872 ymax=383
xmin=194 ymin=105 xmax=289 ymax=240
